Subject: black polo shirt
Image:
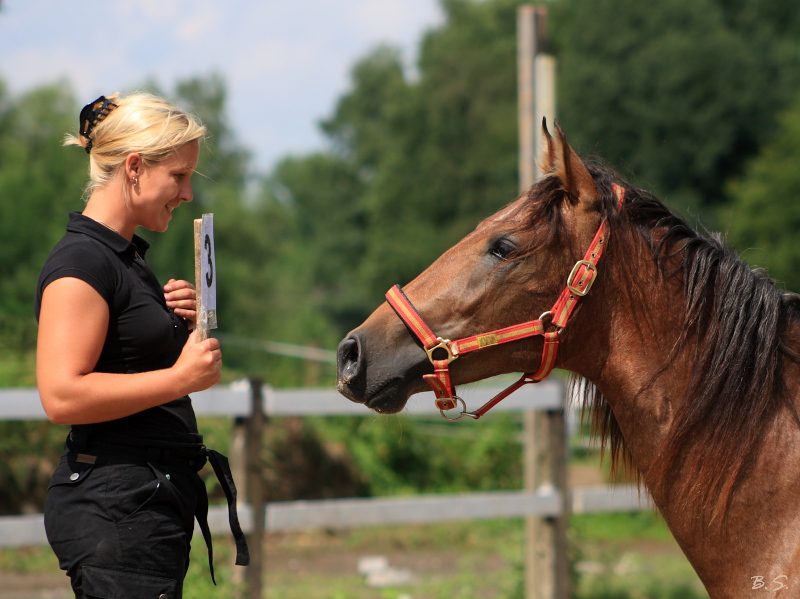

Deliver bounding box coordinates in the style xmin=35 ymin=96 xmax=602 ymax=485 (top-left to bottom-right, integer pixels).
xmin=35 ymin=212 xmax=201 ymax=449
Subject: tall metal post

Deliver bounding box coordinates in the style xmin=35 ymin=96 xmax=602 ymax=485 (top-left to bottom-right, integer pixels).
xmin=517 ymin=6 xmax=569 ymax=599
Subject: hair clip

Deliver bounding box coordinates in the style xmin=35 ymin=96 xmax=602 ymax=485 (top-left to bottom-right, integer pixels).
xmin=79 ymin=95 xmax=118 ymax=153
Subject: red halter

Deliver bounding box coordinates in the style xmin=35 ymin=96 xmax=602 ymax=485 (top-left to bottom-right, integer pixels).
xmin=386 ymin=184 xmax=625 ymax=421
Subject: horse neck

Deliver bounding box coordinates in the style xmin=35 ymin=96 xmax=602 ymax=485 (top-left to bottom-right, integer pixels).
xmin=560 ymin=245 xmax=800 ymax=595
xmin=559 ymin=244 xmax=687 ymax=473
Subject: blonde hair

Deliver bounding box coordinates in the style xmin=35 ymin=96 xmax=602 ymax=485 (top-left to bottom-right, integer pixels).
xmin=65 ymin=92 xmax=206 ymax=198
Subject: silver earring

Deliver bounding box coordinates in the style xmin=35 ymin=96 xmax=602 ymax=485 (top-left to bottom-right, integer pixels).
xmin=132 ymin=176 xmax=139 ymax=188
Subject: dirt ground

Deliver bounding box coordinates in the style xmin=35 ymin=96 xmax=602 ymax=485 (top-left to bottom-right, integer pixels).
xmin=0 ymin=571 xmax=72 ymax=599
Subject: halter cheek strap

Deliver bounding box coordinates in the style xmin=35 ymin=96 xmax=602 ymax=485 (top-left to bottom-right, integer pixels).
xmin=386 ymin=183 xmax=625 ymax=421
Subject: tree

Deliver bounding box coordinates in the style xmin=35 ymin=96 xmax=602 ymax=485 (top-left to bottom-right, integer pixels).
xmin=0 ymin=82 xmax=86 ymax=384
xmin=727 ymin=92 xmax=800 ymax=293
xmin=266 ymin=0 xmax=522 ymax=338
xmin=552 ymin=0 xmax=800 ymax=219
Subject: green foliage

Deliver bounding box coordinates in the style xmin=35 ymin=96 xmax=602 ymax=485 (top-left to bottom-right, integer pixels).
xmin=182 ymin=537 xmax=242 ymax=599
xmin=306 ymin=413 xmax=523 ymax=496
xmin=258 ymin=153 xmax=368 ymax=347
xmin=0 ymin=421 xmax=67 ymax=514
xmin=571 ymin=511 xmax=672 ymax=544
xmin=0 ymin=82 xmax=86 ymax=366
xmin=552 ymin=0 xmax=800 ymax=218
xmin=265 ymin=0 xmax=522 ymax=339
xmin=726 ymin=92 xmax=800 ymax=293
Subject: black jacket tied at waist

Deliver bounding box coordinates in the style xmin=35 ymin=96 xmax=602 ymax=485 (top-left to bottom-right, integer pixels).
xmin=198 ymin=447 xmax=251 ymax=580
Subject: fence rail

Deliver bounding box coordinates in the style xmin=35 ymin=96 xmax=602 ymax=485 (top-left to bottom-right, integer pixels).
xmin=1 ymin=486 xmax=649 ymax=548
xmin=0 ymin=378 xmax=564 ymax=420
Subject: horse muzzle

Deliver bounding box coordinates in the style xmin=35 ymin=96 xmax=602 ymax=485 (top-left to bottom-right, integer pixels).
xmin=336 ymin=326 xmax=430 ymax=414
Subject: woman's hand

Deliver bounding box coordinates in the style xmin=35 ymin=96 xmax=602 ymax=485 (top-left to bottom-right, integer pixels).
xmin=173 ymin=330 xmax=223 ymax=393
xmin=164 ymin=279 xmax=196 ymax=329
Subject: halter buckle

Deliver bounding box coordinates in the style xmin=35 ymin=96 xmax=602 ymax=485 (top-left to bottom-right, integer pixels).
xmin=566 ymin=260 xmax=598 ymax=297
xmin=425 ymin=337 xmax=457 ymax=364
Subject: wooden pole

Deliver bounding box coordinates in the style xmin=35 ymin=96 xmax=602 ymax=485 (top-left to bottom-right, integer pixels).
xmin=194 ymin=214 xmax=217 ymax=342
xmin=517 ymin=5 xmax=536 ymax=192
xmin=193 ymin=219 xmax=208 ymax=341
xmin=518 ymin=6 xmax=569 ymax=599
xmin=230 ymin=417 xmax=247 ymax=590
xmin=533 ymin=52 xmax=556 ymax=181
xmin=244 ymin=378 xmax=266 ymax=599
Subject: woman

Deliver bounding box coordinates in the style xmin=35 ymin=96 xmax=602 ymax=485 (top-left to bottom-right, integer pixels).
xmin=35 ymin=93 xmax=248 ymax=599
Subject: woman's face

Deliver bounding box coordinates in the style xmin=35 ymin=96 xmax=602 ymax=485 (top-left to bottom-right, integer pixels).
xmin=132 ymin=139 xmax=200 ymax=232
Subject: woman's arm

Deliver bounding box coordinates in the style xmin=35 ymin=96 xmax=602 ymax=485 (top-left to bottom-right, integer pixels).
xmin=36 ymin=277 xmax=222 ymax=425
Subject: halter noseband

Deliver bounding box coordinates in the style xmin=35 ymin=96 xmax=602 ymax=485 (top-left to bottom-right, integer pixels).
xmin=386 ymin=183 xmax=625 ymax=421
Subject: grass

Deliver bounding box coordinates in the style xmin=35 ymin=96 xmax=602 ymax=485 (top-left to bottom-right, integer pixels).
xmin=570 ymin=513 xmax=707 ymax=599
xmin=193 ymin=514 xmax=706 ymax=599
xmin=0 ymin=544 xmax=61 ymax=573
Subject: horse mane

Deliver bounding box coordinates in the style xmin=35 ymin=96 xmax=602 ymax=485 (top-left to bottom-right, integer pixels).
xmin=517 ymin=166 xmax=800 ymax=522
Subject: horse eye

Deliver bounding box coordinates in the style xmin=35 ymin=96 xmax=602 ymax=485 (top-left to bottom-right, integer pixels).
xmin=489 ymin=238 xmax=516 ymax=261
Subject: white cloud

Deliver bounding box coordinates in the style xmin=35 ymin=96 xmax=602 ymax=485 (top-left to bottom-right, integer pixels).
xmin=354 ymin=0 xmax=439 ymax=38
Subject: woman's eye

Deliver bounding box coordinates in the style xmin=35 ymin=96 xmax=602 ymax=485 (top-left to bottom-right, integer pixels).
xmin=489 ymin=239 xmax=516 ymax=261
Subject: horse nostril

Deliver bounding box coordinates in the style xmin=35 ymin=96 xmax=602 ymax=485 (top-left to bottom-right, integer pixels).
xmin=337 ymin=337 xmax=362 ymax=384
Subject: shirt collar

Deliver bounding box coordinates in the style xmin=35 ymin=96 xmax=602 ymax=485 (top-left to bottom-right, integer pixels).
xmin=67 ymin=212 xmax=150 ymax=259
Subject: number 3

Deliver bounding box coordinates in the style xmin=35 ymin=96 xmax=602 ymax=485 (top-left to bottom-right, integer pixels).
xmin=204 ymin=233 xmax=214 ymax=287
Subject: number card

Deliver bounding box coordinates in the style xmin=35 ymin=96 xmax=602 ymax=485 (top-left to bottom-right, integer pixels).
xmin=194 ymin=213 xmax=217 ymax=341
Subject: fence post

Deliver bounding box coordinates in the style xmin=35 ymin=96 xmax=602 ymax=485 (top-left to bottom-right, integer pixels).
xmin=518 ymin=5 xmax=536 ymax=192
xmin=230 ymin=415 xmax=247 ymax=590
xmin=245 ymin=378 xmax=266 ymax=599
xmin=518 ymin=5 xmax=569 ymax=599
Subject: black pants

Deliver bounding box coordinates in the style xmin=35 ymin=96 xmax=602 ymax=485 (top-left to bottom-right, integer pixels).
xmin=44 ymin=449 xmax=203 ymax=599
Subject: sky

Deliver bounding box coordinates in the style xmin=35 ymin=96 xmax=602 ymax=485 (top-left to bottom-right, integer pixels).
xmin=0 ymin=0 xmax=444 ymax=173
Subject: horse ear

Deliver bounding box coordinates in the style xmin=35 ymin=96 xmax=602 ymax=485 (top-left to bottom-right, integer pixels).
xmin=540 ymin=119 xmax=598 ymax=207
xmin=539 ymin=117 xmax=558 ymax=175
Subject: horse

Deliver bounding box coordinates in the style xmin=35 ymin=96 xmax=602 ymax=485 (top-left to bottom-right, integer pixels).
xmin=335 ymin=121 xmax=800 ymax=597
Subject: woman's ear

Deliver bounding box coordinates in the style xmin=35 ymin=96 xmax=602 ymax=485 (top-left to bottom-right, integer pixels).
xmin=124 ymin=152 xmax=142 ymax=181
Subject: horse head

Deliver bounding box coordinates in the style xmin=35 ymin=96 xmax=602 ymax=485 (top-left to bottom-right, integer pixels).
xmin=336 ymin=121 xmax=613 ymax=415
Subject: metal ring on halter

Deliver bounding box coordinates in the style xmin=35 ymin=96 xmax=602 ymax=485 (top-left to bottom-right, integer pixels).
xmin=538 ymin=310 xmax=563 ymax=336
xmin=439 ymin=397 xmax=468 ymax=421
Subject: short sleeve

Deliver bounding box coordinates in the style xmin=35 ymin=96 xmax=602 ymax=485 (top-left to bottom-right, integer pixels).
xmin=35 ymin=236 xmax=118 ymax=320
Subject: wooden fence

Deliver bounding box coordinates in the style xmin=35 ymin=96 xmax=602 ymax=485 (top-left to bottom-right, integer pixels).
xmin=0 ymin=381 xmax=650 ymax=596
